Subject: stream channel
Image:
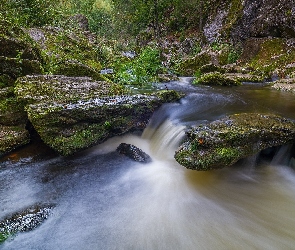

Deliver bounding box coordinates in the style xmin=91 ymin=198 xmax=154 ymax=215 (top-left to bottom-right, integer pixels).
xmin=1 ymin=78 xmax=295 ymax=249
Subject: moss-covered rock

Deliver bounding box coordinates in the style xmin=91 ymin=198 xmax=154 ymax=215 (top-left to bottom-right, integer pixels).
xmin=225 ymin=73 xmax=265 ymax=83
xmin=26 ymin=26 xmax=104 ymax=78
xmin=200 ymin=63 xmax=225 ymax=74
xmin=241 ymin=38 xmax=295 ymax=78
xmin=271 ymin=78 xmax=295 ymax=93
xmin=51 ymin=60 xmax=105 ymax=81
xmin=15 ymin=75 xmax=182 ymax=155
xmin=0 ymin=56 xmax=43 ymax=79
xmin=0 ymin=97 xmax=27 ymax=126
xmin=0 ymin=204 xmax=54 ymax=243
xmin=175 ymin=113 xmax=295 ymax=171
xmin=0 ymin=125 xmax=30 ymax=157
xmin=194 ymin=72 xmax=241 ymax=86
xmin=176 ymin=51 xmax=212 ymax=76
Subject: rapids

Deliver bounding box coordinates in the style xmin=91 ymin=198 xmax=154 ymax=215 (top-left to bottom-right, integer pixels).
xmin=1 ymin=78 xmax=295 ymax=249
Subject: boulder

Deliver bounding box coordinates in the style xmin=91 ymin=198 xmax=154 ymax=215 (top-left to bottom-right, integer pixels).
xmin=15 ymin=75 xmax=182 ymax=155
xmin=193 ymin=72 xmax=241 ymax=86
xmin=117 ymin=143 xmax=151 ymax=163
xmin=0 ymin=204 xmax=54 ymax=243
xmin=0 ymin=125 xmax=30 ymax=157
xmin=175 ymin=113 xmax=295 ymax=171
xmin=272 ymin=78 xmax=295 ymax=93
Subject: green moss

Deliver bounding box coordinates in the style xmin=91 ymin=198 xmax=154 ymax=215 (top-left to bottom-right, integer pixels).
xmin=176 ymin=52 xmax=211 ymax=76
xmin=0 ymin=231 xmax=11 ymax=243
xmin=249 ymin=38 xmax=295 ymax=77
xmin=194 ymin=72 xmax=241 ymax=86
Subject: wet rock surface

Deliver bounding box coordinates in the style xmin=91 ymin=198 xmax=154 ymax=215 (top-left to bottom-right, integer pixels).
xmin=117 ymin=143 xmax=151 ymax=163
xmin=175 ymin=113 xmax=295 ymax=171
xmin=0 ymin=204 xmax=54 ymax=243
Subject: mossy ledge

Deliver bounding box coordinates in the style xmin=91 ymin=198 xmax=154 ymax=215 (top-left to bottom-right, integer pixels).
xmin=175 ymin=113 xmax=295 ymax=171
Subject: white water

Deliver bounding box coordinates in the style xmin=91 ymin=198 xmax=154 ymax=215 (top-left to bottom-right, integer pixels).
xmin=1 ymin=82 xmax=295 ymax=249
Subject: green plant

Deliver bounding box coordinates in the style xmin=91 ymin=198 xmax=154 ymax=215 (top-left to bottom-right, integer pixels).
xmin=114 ymin=46 xmax=163 ymax=86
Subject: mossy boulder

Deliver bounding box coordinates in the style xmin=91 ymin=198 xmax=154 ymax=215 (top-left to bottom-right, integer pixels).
xmin=176 ymin=51 xmax=212 ymax=76
xmin=26 ymin=27 xmax=104 ymax=79
xmin=0 ymin=204 xmax=54 ymax=243
xmin=200 ymin=63 xmax=225 ymax=74
xmin=0 ymin=125 xmax=30 ymax=157
xmin=15 ymin=75 xmax=182 ymax=155
xmin=194 ymin=72 xmax=241 ymax=86
xmin=271 ymin=78 xmax=295 ymax=93
xmin=241 ymin=38 xmax=295 ymax=78
xmin=175 ymin=113 xmax=295 ymax=171
xmin=225 ymin=73 xmax=265 ymax=83
xmin=0 ymin=20 xmax=42 ymax=62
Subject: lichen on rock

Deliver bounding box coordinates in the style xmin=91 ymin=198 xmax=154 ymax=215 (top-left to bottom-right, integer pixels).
xmin=175 ymin=113 xmax=295 ymax=171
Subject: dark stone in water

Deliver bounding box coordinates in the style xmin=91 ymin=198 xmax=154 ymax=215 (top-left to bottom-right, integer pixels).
xmin=117 ymin=143 xmax=151 ymax=163
xmin=0 ymin=204 xmax=54 ymax=243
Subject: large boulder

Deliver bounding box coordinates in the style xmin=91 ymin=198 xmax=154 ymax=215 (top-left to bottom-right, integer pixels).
xmin=15 ymin=75 xmax=182 ymax=155
xmin=175 ymin=113 xmax=295 ymax=171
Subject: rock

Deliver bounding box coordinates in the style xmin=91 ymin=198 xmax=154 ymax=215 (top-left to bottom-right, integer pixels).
xmin=203 ymin=0 xmax=295 ymax=44
xmin=15 ymin=75 xmax=182 ymax=155
xmin=0 ymin=125 xmax=30 ymax=157
xmin=0 ymin=56 xmax=43 ymax=79
xmin=117 ymin=143 xmax=151 ymax=163
xmin=0 ymin=204 xmax=54 ymax=243
xmin=51 ymin=60 xmax=106 ymax=81
xmin=225 ymin=73 xmax=265 ymax=83
xmin=176 ymin=51 xmax=212 ymax=76
xmin=175 ymin=113 xmax=295 ymax=171
xmin=194 ymin=72 xmax=241 ymax=86
xmin=200 ymin=63 xmax=225 ymax=74
xmin=272 ymin=78 xmax=295 ymax=92
xmin=25 ymin=26 xmax=103 ymax=79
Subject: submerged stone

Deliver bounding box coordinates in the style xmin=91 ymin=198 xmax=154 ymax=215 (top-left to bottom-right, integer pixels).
xmin=175 ymin=113 xmax=295 ymax=171
xmin=117 ymin=143 xmax=151 ymax=163
xmin=0 ymin=204 xmax=54 ymax=243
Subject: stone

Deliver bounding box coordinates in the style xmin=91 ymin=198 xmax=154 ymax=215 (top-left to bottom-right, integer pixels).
xmin=272 ymin=78 xmax=295 ymax=93
xmin=0 ymin=125 xmax=30 ymax=157
xmin=194 ymin=72 xmax=241 ymax=86
xmin=117 ymin=143 xmax=151 ymax=163
xmin=175 ymin=113 xmax=295 ymax=171
xmin=15 ymin=75 xmax=182 ymax=155
xmin=0 ymin=204 xmax=54 ymax=243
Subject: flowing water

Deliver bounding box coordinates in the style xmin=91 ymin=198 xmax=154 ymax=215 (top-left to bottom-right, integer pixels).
xmin=1 ymin=79 xmax=295 ymax=249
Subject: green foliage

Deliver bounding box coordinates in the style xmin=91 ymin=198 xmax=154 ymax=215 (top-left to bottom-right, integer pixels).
xmin=0 ymin=0 xmax=62 ymax=27
xmin=115 ymin=46 xmax=162 ymax=86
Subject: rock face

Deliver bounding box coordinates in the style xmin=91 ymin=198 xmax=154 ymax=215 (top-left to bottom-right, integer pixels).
xmin=204 ymin=0 xmax=295 ymax=43
xmin=0 ymin=204 xmax=54 ymax=243
xmin=0 ymin=20 xmax=43 ymax=156
xmin=15 ymin=75 xmax=182 ymax=155
xmin=175 ymin=113 xmax=295 ymax=171
xmin=117 ymin=143 xmax=151 ymax=163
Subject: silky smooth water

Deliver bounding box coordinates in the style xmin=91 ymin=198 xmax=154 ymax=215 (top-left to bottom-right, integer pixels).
xmin=1 ymin=79 xmax=295 ymax=249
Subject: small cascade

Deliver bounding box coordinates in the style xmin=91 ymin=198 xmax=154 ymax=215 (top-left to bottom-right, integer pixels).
xmin=142 ymin=119 xmax=186 ymax=161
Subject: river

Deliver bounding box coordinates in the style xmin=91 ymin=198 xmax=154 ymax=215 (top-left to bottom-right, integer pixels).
xmin=1 ymin=78 xmax=295 ymax=249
